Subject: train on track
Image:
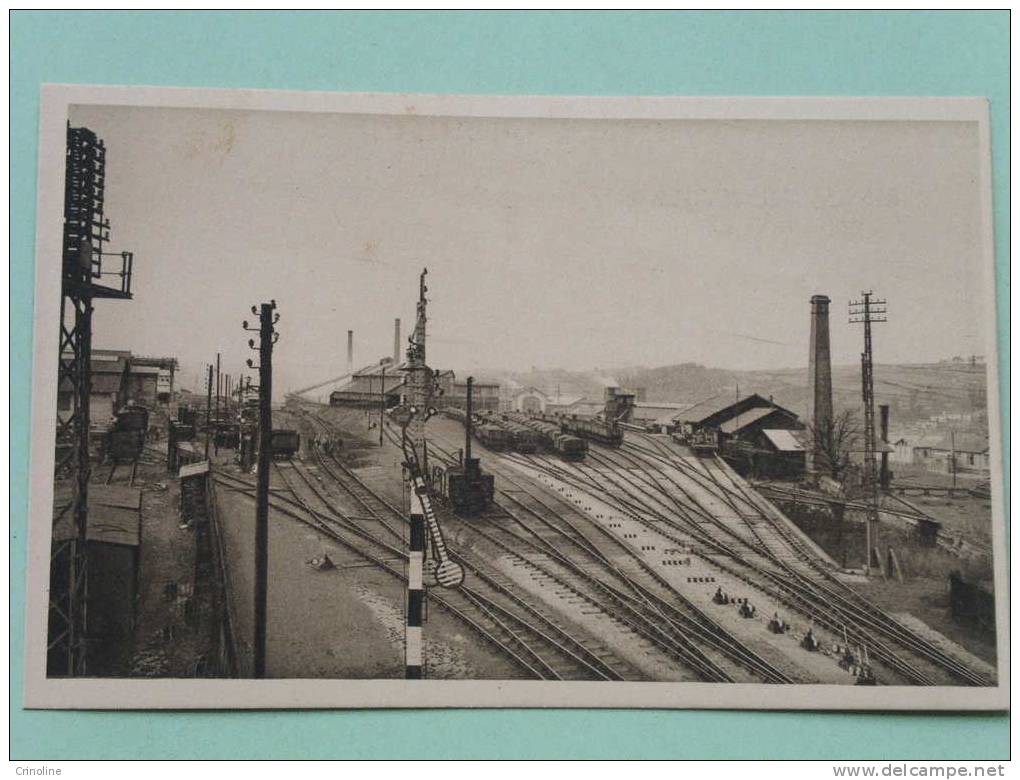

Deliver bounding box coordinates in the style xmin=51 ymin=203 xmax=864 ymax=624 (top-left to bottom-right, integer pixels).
xmin=671 ymin=428 xmax=721 ymax=454
xmin=503 ymin=412 xmax=588 ymax=460
xmin=529 ymin=411 xmax=624 ymax=448
xmin=474 ymin=422 xmax=511 ymax=451
xmin=443 ymin=408 xmax=608 ymax=459
xmin=270 ymin=429 xmax=301 ymax=459
xmin=432 ymin=455 xmax=495 ymax=515
xmin=103 ymin=403 xmax=150 ymax=463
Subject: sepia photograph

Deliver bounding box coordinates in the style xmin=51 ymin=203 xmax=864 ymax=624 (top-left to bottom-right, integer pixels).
xmin=24 ymin=86 xmax=1007 ymax=710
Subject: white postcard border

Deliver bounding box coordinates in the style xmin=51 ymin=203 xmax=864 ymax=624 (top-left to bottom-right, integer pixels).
xmin=22 ymin=84 xmax=1009 ymax=710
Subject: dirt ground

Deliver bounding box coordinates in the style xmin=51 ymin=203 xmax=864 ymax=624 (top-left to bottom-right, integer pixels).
xmin=778 ymin=499 xmax=998 ymax=668
xmin=214 ymin=406 xmax=525 ymax=680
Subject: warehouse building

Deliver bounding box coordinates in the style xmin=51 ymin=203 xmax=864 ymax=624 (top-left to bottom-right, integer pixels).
xmin=58 ymin=349 xmax=176 ymax=429
xmin=437 ymin=375 xmax=501 ymax=412
xmin=329 ymin=358 xmax=405 ymax=408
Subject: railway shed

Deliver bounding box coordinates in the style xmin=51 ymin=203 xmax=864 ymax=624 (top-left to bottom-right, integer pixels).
xmin=675 ymin=393 xmax=801 ymax=438
xmin=51 ymin=484 xmax=141 ymax=675
xmin=329 ymin=359 xmax=405 ymax=407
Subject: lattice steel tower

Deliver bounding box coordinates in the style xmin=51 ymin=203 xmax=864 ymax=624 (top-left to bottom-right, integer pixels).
xmin=849 ymin=291 xmax=886 ymax=575
xmin=50 ymin=124 xmax=133 ymax=676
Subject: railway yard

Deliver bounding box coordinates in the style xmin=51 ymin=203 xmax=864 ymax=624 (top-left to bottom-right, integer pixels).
xmin=48 ymin=120 xmax=999 ymax=692
xmin=170 ymin=399 xmax=993 ymax=686
xmin=54 ymin=281 xmax=1000 ymax=687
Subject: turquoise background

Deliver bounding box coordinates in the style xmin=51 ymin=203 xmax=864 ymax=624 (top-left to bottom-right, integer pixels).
xmin=10 ymin=11 xmax=1009 ymax=759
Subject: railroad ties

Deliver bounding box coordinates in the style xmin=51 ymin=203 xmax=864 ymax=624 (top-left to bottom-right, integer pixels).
xmin=252 ymin=403 xmax=990 ymax=687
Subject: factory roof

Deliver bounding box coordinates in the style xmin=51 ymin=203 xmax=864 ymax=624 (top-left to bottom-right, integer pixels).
xmin=676 ymin=393 xmax=786 ymax=425
xmin=331 ymin=375 xmax=405 ymax=396
xmin=353 ymin=359 xmax=402 ymax=377
xmin=718 ymin=406 xmax=779 ymax=434
xmin=545 ymin=394 xmax=586 ymax=407
xmin=761 ymin=428 xmax=809 ymax=453
xmin=179 ymin=460 xmax=210 ymax=478
xmin=52 ymin=485 xmax=141 ymax=547
xmin=630 ymin=402 xmax=691 ymax=421
xmin=128 ymin=364 xmax=161 ymax=376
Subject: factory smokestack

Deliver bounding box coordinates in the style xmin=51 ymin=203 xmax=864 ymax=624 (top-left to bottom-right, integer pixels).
xmin=347 ymin=330 xmax=354 ymax=375
xmin=807 ymin=294 xmax=833 ymax=475
xmin=393 ymin=318 xmax=401 ymax=364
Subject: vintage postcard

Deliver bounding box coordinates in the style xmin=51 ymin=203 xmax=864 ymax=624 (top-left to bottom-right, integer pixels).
xmin=23 ymin=85 xmax=1008 ymax=709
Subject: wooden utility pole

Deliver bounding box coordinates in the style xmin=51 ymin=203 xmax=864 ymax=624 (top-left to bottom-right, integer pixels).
xmin=380 ymin=364 xmax=386 ymax=446
xmin=204 ymin=364 xmax=213 ymax=459
xmin=214 ymin=352 xmax=221 ymax=455
xmin=245 ymin=300 xmax=279 ymax=678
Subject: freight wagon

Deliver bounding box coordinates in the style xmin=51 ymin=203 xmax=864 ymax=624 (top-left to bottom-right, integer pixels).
xmin=270 ymin=429 xmax=301 ymax=459
xmin=505 ymin=412 xmax=588 ymax=461
xmin=475 ymin=423 xmax=511 ymax=451
xmin=558 ymin=414 xmax=623 ymax=447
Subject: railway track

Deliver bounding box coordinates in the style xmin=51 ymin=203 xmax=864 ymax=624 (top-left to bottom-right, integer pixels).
xmin=216 ymin=463 xmax=622 ymax=681
xmin=513 ymin=445 xmax=940 ymax=685
xmin=621 ymin=438 xmax=993 ymax=686
xmin=420 ymin=428 xmax=794 ymax=684
xmin=533 ymin=435 xmax=990 ymax=686
xmin=242 ymin=409 xmax=639 ymax=681
xmin=291 ymin=406 xmax=991 ymax=686
xmin=97 ymin=458 xmax=139 ymax=487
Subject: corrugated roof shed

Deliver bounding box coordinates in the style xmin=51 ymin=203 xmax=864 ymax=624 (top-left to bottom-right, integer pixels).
xmin=673 ymin=394 xmax=742 ymax=423
xmin=630 ymin=402 xmax=690 ymax=423
xmin=128 ymin=364 xmax=161 ymax=376
xmin=179 ymin=460 xmax=210 ymax=478
xmin=546 ymin=395 xmax=585 ymax=408
xmin=718 ymin=406 xmax=777 ymax=434
xmin=52 ymin=485 xmax=141 ymax=547
xmin=762 ymin=428 xmax=808 ymax=452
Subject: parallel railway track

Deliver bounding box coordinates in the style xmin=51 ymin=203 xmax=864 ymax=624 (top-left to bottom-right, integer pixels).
xmin=622 ymin=438 xmax=991 ymax=685
xmin=415 ymin=424 xmax=795 ymax=683
xmin=527 ymin=434 xmax=989 ymax=686
xmin=285 ymin=405 xmax=990 ymax=686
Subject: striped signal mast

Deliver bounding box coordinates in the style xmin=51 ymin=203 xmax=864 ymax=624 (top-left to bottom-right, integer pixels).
xmin=400 ymin=268 xmax=464 ymax=679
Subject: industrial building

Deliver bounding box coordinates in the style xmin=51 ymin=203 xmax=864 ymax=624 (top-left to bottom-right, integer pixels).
xmin=50 ymin=483 xmax=140 ymax=676
xmin=511 ymin=387 xmax=603 ymax=417
xmin=329 ymin=358 xmax=405 ymax=407
xmin=58 ymin=349 xmax=176 ymax=429
xmin=652 ymin=392 xmax=800 ymax=440
xmin=910 ymin=432 xmax=990 ymax=476
xmin=437 ymin=375 xmax=501 ymax=412
xmin=329 ymin=360 xmax=503 ymax=412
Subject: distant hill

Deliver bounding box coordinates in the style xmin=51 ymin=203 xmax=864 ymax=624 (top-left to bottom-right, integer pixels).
xmin=505 ymin=361 xmax=987 ymax=426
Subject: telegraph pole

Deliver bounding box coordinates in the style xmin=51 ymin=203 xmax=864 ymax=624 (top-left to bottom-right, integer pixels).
xmin=380 ymin=363 xmax=386 ymax=446
xmin=204 ymin=364 xmax=213 ymax=459
xmin=849 ymin=292 xmax=887 ymax=575
xmin=244 ymin=300 xmax=280 ymax=678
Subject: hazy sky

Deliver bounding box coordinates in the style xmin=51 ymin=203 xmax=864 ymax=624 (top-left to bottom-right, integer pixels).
xmin=68 ymin=104 xmax=987 ymax=394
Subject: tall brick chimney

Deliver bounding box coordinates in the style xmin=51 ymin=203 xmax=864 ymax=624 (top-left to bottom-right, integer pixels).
xmin=807 ymin=294 xmax=833 ymax=475
xmin=393 ymin=318 xmax=401 ymax=364
xmin=347 ymin=330 xmax=354 ymax=375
